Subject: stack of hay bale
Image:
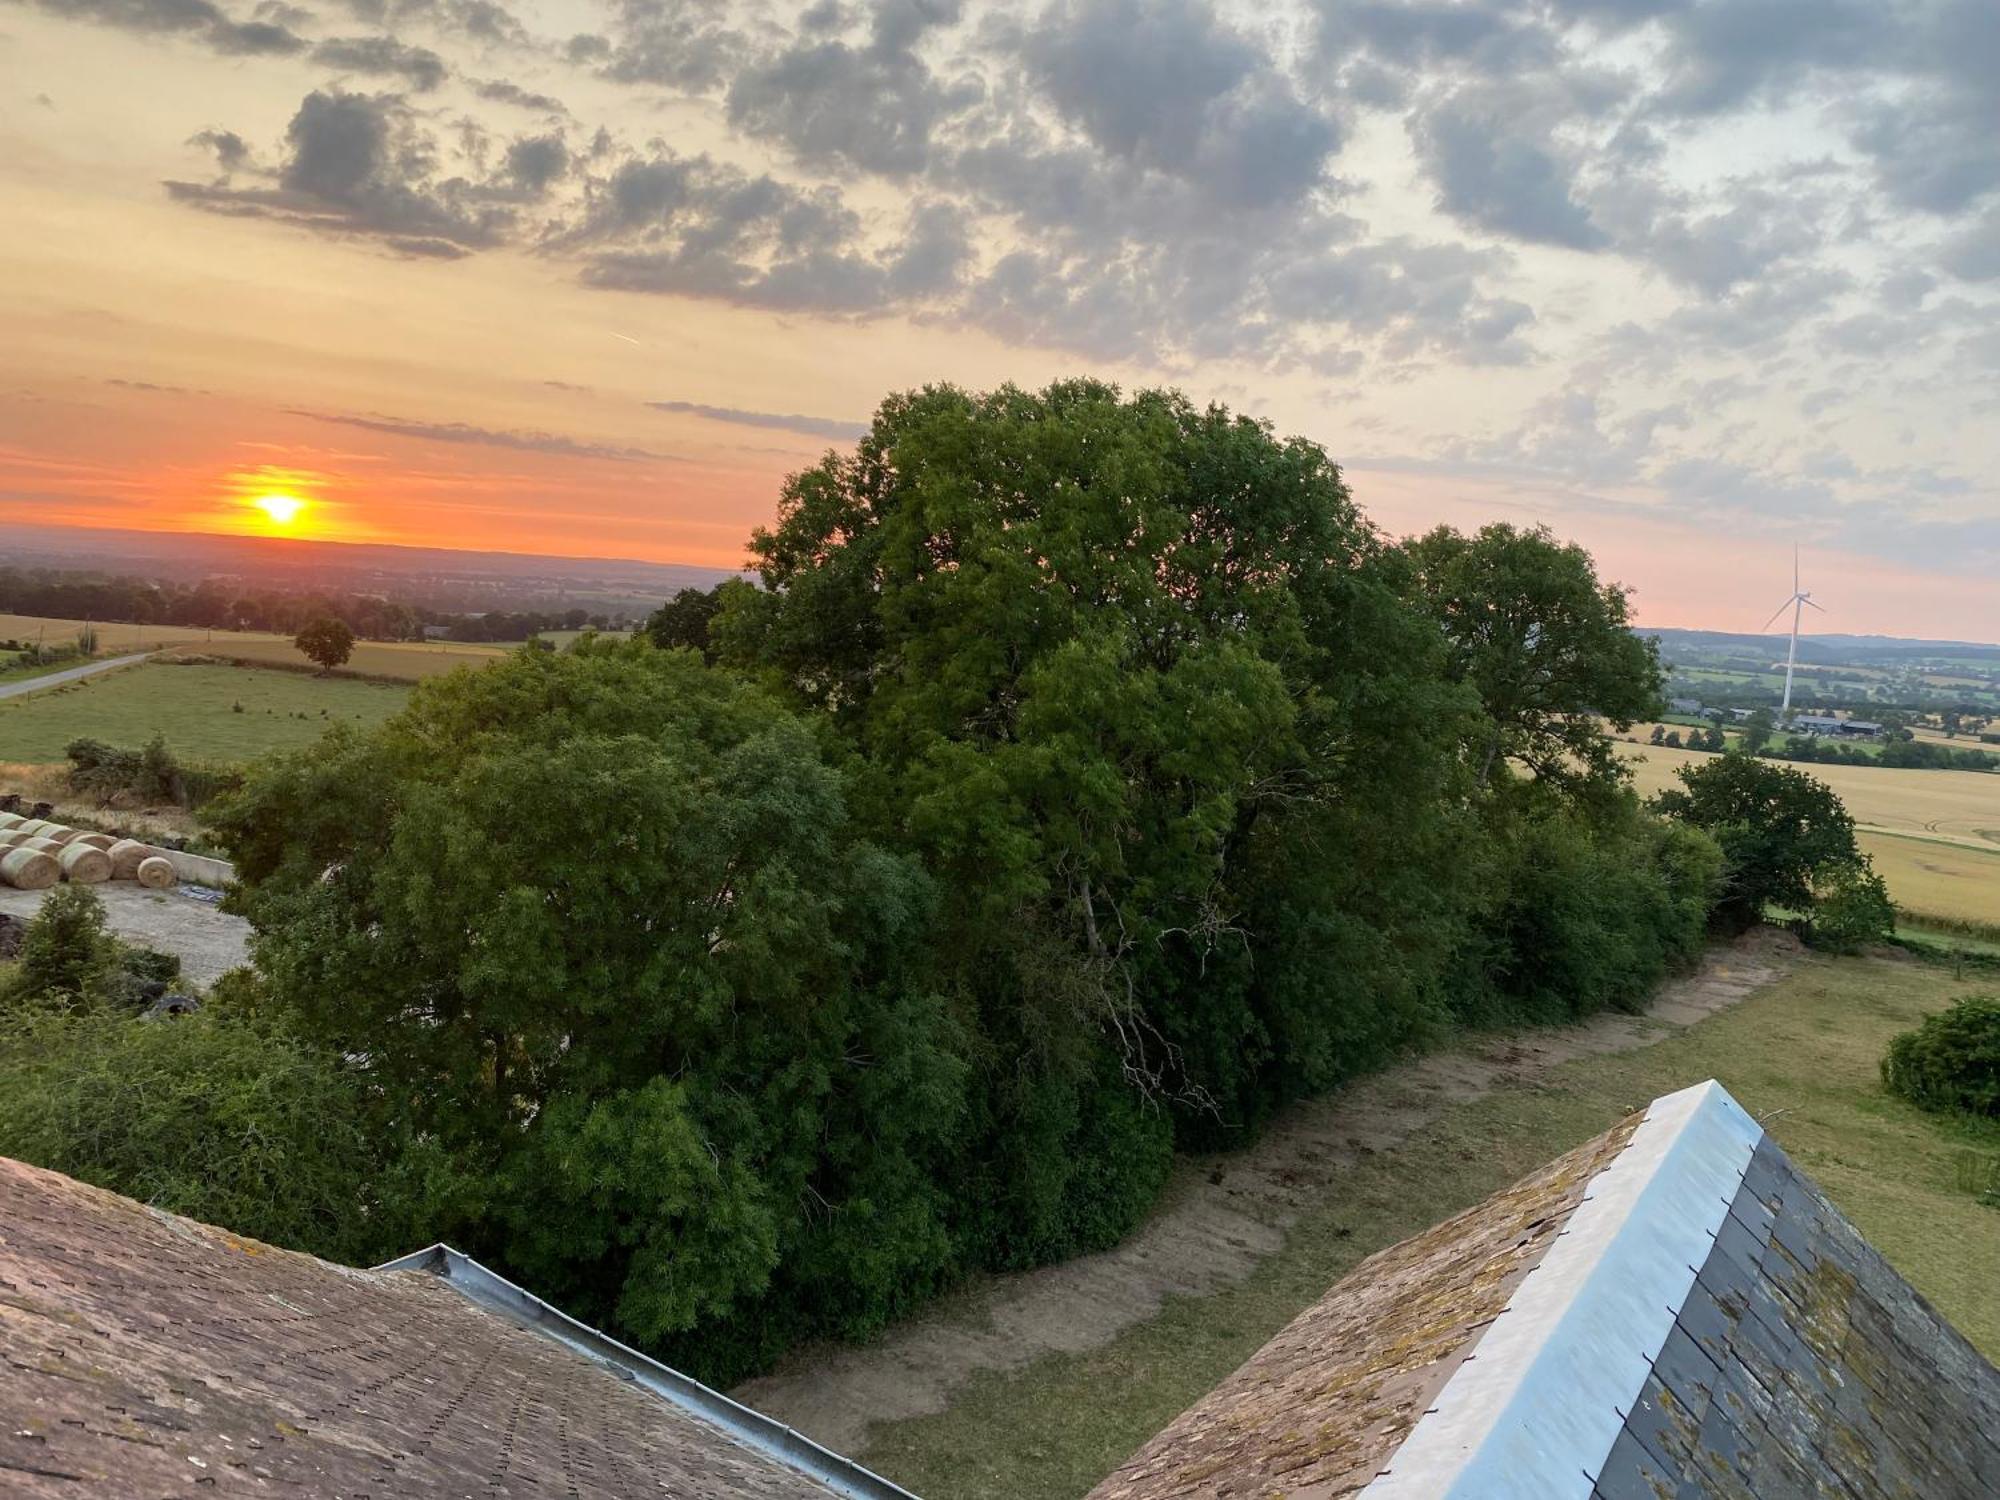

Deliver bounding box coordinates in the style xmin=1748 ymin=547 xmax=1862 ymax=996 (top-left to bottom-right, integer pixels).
xmin=0 ymin=812 xmax=177 ymax=892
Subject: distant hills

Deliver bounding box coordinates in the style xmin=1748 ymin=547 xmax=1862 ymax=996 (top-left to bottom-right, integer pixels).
xmin=2 ymin=525 xmax=743 ymax=616
xmin=1642 ymin=627 xmax=2000 ymax=664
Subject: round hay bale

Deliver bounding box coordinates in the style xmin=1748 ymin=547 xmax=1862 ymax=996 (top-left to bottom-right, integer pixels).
xmin=70 ymin=833 xmax=117 ymax=851
xmin=41 ymin=827 xmax=81 ymax=846
xmin=14 ymin=819 xmax=53 ymax=837
xmin=58 ymin=843 xmax=112 ymax=884
xmin=22 ymin=838 xmax=67 ymax=857
xmin=0 ymin=811 xmax=21 ymax=830
xmin=135 ymin=855 xmax=178 ymax=890
xmin=108 ymin=839 xmax=163 ymax=881
xmin=0 ymin=848 xmax=59 ymax=891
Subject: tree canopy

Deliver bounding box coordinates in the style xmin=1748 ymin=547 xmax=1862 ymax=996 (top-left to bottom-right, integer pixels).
xmin=1399 ymin=522 xmax=1662 ymax=796
xmin=179 ymin=379 xmax=1745 ymax=1384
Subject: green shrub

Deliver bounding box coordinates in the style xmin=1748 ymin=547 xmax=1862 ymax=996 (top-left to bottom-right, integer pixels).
xmin=4 ymin=884 xmax=121 ymax=1009
xmin=1809 ymin=858 xmax=1896 ymax=954
xmin=0 ymin=1004 xmax=440 ymax=1263
xmin=1882 ymin=996 xmax=2000 ymax=1119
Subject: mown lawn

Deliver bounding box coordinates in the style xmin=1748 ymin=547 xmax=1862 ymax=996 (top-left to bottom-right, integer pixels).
xmin=859 ymin=954 xmax=2000 ymax=1500
xmin=0 ymin=661 xmax=409 ymax=764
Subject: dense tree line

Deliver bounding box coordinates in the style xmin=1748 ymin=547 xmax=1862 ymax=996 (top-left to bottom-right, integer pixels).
xmin=0 ymin=567 xmax=617 ymax=643
xmin=0 ymin=383 xmax=1890 ymax=1386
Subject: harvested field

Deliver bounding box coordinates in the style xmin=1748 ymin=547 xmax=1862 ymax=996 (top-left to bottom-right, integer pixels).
xmin=160 ymin=636 xmax=507 ymax=680
xmin=1617 ymin=740 xmax=2000 ymax=923
xmin=0 ymin=661 xmax=408 ymax=764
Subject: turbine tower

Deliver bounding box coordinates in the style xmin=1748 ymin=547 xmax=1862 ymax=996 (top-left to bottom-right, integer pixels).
xmin=1762 ymin=548 xmax=1824 ymax=717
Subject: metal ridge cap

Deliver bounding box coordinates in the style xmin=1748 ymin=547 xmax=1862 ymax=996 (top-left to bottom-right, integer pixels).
xmin=1362 ymin=1079 xmax=1763 ymax=1500
xmin=374 ymin=1243 xmax=921 ymax=1500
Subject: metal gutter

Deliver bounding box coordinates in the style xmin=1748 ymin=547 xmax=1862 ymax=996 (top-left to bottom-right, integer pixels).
xmin=1362 ymin=1078 xmax=1764 ymax=1500
xmin=374 ymin=1243 xmax=921 ymax=1500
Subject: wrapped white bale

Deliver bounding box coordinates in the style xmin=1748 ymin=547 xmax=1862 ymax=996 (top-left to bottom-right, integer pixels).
xmin=108 ymin=839 xmax=164 ymax=881
xmin=0 ymin=847 xmax=58 ymax=890
xmin=58 ymin=843 xmax=112 ymax=884
xmin=135 ymin=855 xmax=177 ymax=890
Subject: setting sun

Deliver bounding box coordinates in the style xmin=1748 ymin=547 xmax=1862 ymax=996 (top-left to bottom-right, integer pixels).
xmin=254 ymin=493 xmax=306 ymax=526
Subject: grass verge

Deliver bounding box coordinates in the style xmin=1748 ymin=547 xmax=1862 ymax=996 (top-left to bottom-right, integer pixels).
xmin=0 ymin=661 xmax=409 ymax=764
xmin=858 ymin=954 xmax=2000 ymax=1500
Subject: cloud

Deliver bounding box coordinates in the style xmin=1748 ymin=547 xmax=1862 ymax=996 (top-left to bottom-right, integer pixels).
xmin=295 ymin=409 xmax=673 ymax=460
xmin=725 ymin=13 xmax=979 ymax=177
xmin=1021 ymin=0 xmax=1337 ymax=210
xmin=647 ymin=400 xmax=866 ymax=440
xmin=24 ymin=0 xmax=306 ymax=55
xmin=310 ymin=35 xmax=449 ymax=91
xmin=575 ymin=0 xmax=743 ymax=91
xmin=1413 ymin=96 xmax=1606 ymax=250
xmin=474 ymin=78 xmax=568 ymax=114
xmin=167 ymin=89 xmax=518 ymax=257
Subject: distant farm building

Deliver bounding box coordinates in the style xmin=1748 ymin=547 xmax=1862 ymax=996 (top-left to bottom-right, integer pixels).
xmin=1667 ymin=697 xmax=1706 ymax=715
xmin=1788 ymin=714 xmax=1884 ymax=738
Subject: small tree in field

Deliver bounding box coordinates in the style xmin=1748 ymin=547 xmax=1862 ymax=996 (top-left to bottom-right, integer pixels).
xmin=295 ymin=618 xmax=355 ymax=675
xmin=1652 ymin=753 xmax=1859 ymax=931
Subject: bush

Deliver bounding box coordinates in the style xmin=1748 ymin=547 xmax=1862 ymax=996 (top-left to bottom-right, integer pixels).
xmin=4 ymin=884 xmax=120 ymax=1009
xmin=1809 ymin=858 xmax=1895 ymax=953
xmin=1882 ymin=996 xmax=2000 ymax=1119
xmin=65 ymin=733 xmax=241 ymax=809
xmin=0 ymin=1003 xmax=441 ymax=1263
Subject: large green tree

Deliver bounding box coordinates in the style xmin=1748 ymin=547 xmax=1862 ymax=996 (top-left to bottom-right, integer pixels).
xmin=1399 ymin=523 xmax=1663 ymax=795
xmin=1652 ymin=752 xmax=1861 ymax=930
xmin=717 ymin=380 xmax=1483 ymax=1161
xmin=208 ymin=642 xmax=967 ymax=1378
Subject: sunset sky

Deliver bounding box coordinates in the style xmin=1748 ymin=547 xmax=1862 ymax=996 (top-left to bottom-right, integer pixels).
xmin=2 ymin=0 xmax=1996 ymax=637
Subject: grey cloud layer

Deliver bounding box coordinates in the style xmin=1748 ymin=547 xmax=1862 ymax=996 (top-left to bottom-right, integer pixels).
xmin=21 ymin=0 xmax=1988 ymax=530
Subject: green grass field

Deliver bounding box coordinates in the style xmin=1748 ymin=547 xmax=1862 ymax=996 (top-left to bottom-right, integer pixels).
xmin=0 ymin=661 xmax=410 ymax=764
xmin=857 ymin=954 xmax=2000 ymax=1500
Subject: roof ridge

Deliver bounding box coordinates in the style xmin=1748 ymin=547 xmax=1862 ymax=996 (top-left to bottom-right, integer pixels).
xmin=1361 ymin=1079 xmax=1763 ymax=1499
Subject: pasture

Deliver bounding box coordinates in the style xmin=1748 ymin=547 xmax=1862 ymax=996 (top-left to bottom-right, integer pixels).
xmin=0 ymin=660 xmax=409 ymax=764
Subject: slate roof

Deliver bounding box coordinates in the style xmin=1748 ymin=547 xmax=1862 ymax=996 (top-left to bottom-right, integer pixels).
xmin=0 ymin=1157 xmax=908 ymax=1499
xmin=1090 ymin=1080 xmax=2000 ymax=1499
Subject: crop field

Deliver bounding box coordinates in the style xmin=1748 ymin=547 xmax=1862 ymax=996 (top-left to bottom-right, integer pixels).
xmin=0 ymin=614 xmax=269 ymax=653
xmin=0 ymin=613 xmax=509 ymax=682
xmin=0 ymin=660 xmax=409 ymax=764
xmin=1616 ymin=741 xmax=1999 ymax=922
xmin=1858 ymin=833 xmax=2000 ymax=927
xmin=161 ymin=637 xmax=507 ymax=681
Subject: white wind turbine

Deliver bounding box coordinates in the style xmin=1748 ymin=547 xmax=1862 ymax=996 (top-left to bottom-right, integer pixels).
xmin=1762 ymin=548 xmax=1824 ymax=717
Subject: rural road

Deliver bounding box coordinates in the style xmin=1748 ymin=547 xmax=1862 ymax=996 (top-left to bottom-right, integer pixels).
xmin=0 ymin=651 xmax=153 ymax=701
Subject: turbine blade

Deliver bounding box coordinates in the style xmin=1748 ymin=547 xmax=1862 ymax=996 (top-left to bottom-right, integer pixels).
xmin=1802 ymin=596 xmax=1826 ymax=612
xmin=1762 ymin=601 xmax=1792 ymax=631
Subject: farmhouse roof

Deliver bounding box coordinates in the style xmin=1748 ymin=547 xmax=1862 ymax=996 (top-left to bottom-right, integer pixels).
xmin=1088 ymin=1080 xmax=2000 ymax=1500
xmin=0 ymin=1156 xmax=911 ymax=1499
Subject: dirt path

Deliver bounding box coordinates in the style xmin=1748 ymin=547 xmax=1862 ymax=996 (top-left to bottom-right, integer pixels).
xmin=0 ymin=652 xmax=152 ymax=700
xmin=732 ymin=928 xmax=1803 ymax=1455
